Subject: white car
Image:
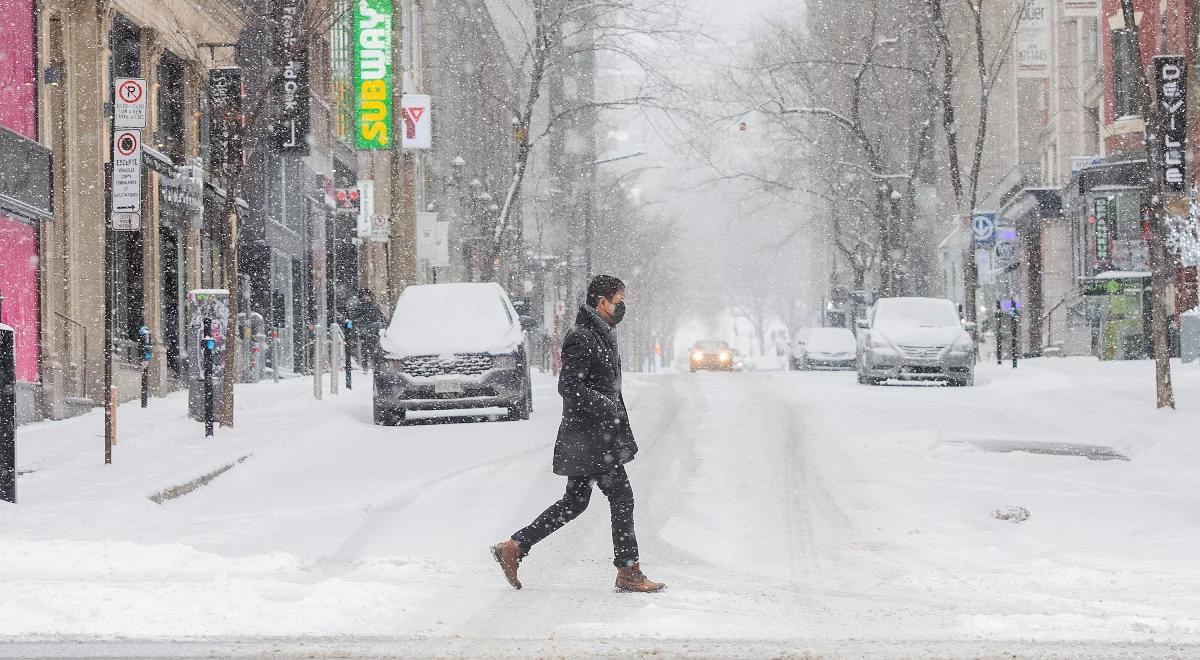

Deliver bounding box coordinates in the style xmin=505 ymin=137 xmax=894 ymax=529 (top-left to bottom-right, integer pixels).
xmin=792 ymin=327 xmax=857 ymax=370
xmin=856 ymin=297 xmax=976 ymax=386
xmin=373 ymin=283 xmax=534 ymax=425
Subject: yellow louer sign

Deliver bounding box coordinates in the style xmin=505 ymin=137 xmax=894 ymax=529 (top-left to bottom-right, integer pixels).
xmin=354 ymin=0 xmax=391 ymax=150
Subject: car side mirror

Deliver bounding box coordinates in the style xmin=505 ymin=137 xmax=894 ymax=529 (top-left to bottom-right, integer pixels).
xmin=855 ymin=319 xmax=869 ymax=330
xmin=519 ymin=315 xmax=537 ymax=331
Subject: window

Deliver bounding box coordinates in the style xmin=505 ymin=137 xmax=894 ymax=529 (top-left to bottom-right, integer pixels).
xmin=1084 ymin=106 xmax=1101 ymax=154
xmin=157 ymin=51 xmax=186 ymax=161
xmin=1111 ymin=28 xmax=1143 ymax=118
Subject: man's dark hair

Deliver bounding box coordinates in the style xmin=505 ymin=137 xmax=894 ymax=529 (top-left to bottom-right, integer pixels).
xmin=586 ymin=275 xmax=625 ymax=308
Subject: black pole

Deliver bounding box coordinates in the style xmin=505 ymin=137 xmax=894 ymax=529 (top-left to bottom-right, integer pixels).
xmin=996 ymin=300 xmax=1003 ymax=366
xmin=1 ymin=324 xmax=16 ymax=503
xmin=139 ymin=327 xmax=151 ymax=408
xmin=344 ymin=319 xmax=353 ymax=390
xmin=203 ymin=317 xmax=214 ymax=437
xmin=1011 ymin=300 xmax=1019 ymax=369
xmin=104 ymin=106 xmax=114 ymax=465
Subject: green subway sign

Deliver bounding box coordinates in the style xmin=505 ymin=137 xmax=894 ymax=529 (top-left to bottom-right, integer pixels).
xmin=354 ymin=0 xmax=392 ymax=150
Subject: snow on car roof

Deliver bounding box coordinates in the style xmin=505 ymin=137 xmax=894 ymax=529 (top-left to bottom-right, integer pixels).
xmin=380 ymin=282 xmax=523 ymax=357
xmin=874 ymin=297 xmax=959 ymax=327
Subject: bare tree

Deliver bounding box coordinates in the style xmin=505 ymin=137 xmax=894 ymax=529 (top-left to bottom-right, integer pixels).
xmin=484 ymin=0 xmax=690 ymax=279
xmin=924 ymin=0 xmax=1026 ymax=327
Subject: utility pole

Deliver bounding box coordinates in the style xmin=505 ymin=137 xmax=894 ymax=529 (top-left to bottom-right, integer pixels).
xmin=1120 ymin=0 xmax=1176 ymax=408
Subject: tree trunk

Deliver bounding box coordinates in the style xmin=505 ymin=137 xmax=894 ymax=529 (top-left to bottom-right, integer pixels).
xmin=1120 ymin=0 xmax=1175 ymax=409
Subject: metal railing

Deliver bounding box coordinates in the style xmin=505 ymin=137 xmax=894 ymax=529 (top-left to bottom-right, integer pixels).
xmin=52 ymin=311 xmax=89 ymax=399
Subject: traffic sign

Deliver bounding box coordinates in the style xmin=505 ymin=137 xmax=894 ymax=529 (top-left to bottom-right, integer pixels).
xmin=111 ymin=129 xmax=142 ymax=223
xmin=111 ymin=212 xmax=141 ymax=231
xmin=972 ymin=212 xmax=997 ymax=245
xmin=114 ymin=78 xmax=147 ymax=129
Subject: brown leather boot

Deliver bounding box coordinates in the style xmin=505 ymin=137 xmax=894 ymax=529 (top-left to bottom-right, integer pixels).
xmin=490 ymin=539 xmax=523 ymax=590
xmin=615 ymin=563 xmax=665 ymax=593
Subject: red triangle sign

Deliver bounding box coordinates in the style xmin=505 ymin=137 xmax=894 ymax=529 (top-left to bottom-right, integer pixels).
xmin=407 ymin=107 xmax=425 ymax=124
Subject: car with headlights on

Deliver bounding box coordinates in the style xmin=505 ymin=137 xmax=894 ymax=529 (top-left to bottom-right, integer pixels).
xmin=792 ymin=327 xmax=857 ymax=370
xmin=856 ymin=297 xmax=975 ymax=386
xmin=689 ymin=340 xmax=735 ymax=372
xmin=373 ymin=282 xmax=534 ymax=425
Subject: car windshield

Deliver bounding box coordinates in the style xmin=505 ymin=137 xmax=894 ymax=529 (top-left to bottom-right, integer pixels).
xmin=873 ymin=298 xmax=960 ymax=329
xmin=693 ymin=341 xmax=729 ymax=351
xmin=806 ymin=328 xmax=857 ymax=352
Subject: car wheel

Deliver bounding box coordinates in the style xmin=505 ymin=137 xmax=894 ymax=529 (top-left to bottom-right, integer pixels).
xmin=506 ymin=385 xmax=532 ymax=422
xmin=373 ymin=401 xmax=405 ymax=426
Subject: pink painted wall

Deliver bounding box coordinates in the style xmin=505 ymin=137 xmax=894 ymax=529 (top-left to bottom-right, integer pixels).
xmin=0 ymin=219 xmax=39 ymax=382
xmin=0 ymin=0 xmax=40 ymax=383
xmin=0 ymin=0 xmax=36 ymax=137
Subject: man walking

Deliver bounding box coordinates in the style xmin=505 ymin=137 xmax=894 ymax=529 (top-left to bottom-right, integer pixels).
xmin=347 ymin=289 xmax=387 ymax=372
xmin=491 ymin=275 xmax=665 ymax=593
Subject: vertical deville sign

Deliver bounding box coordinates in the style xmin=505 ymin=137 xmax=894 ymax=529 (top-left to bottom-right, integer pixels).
xmin=354 ymin=0 xmax=392 ymax=150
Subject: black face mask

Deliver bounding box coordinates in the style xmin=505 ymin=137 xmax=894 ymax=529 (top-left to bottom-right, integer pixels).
xmin=609 ymin=300 xmax=626 ymax=325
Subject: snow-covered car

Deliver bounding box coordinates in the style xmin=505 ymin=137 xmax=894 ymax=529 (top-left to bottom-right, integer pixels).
xmin=373 ymin=283 xmax=534 ymax=425
xmin=689 ymin=340 xmax=735 ymax=372
xmin=856 ymin=297 xmax=975 ymax=386
xmin=792 ymin=327 xmax=857 ymax=370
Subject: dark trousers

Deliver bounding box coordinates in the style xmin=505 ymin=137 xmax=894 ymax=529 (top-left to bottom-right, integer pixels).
xmin=512 ymin=465 xmax=639 ymax=568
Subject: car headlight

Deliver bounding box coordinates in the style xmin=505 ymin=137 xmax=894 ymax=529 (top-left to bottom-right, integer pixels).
xmin=718 ymin=351 xmax=731 ymax=362
xmin=948 ymin=336 xmax=974 ymax=355
xmin=493 ymin=354 xmax=517 ymax=370
xmin=692 ymin=351 xmax=705 ymax=361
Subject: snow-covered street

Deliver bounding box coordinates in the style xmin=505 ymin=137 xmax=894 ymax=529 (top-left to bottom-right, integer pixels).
xmin=3 ymin=360 xmax=1200 ymax=657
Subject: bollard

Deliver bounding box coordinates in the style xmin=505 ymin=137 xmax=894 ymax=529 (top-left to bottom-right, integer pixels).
xmin=139 ymin=326 xmax=153 ymax=408
xmin=271 ymin=330 xmax=280 ymax=383
xmin=343 ymin=319 xmax=353 ymax=390
xmin=1 ymin=323 xmax=16 ymax=503
xmin=995 ymin=300 xmax=1003 ymax=366
xmin=1010 ymin=300 xmax=1019 ymax=369
xmin=203 ymin=317 xmax=215 ymax=437
xmin=329 ymin=323 xmax=344 ymax=395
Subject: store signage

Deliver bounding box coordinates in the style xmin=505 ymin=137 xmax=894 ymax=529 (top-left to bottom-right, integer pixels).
xmin=354 ymin=0 xmax=392 ymax=150
xmin=972 ymin=212 xmax=997 ymax=245
xmin=114 ymin=78 xmax=148 ymax=129
xmin=1061 ymin=0 xmax=1099 ymax=17
xmin=1154 ymin=56 xmax=1188 ymax=192
xmin=1093 ymin=198 xmax=1112 ymax=263
xmin=1016 ymin=0 xmax=1050 ymax=79
xmin=273 ymin=0 xmax=310 ymax=153
xmin=401 ymin=94 xmax=432 ymax=149
xmin=0 ymin=125 xmax=52 ymax=219
xmin=162 ymin=162 xmax=204 ymax=225
xmin=208 ymin=67 xmax=244 ymax=177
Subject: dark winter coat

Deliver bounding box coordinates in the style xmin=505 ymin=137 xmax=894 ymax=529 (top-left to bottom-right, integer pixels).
xmin=553 ymin=305 xmax=638 ymax=476
xmin=348 ymin=300 xmax=387 ymax=339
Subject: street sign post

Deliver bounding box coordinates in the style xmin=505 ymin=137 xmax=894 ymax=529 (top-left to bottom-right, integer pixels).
xmin=114 ymin=78 xmax=147 ymax=129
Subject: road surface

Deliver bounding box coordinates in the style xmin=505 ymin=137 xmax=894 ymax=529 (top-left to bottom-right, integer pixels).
xmin=3 ymin=363 xmax=1200 ymax=658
